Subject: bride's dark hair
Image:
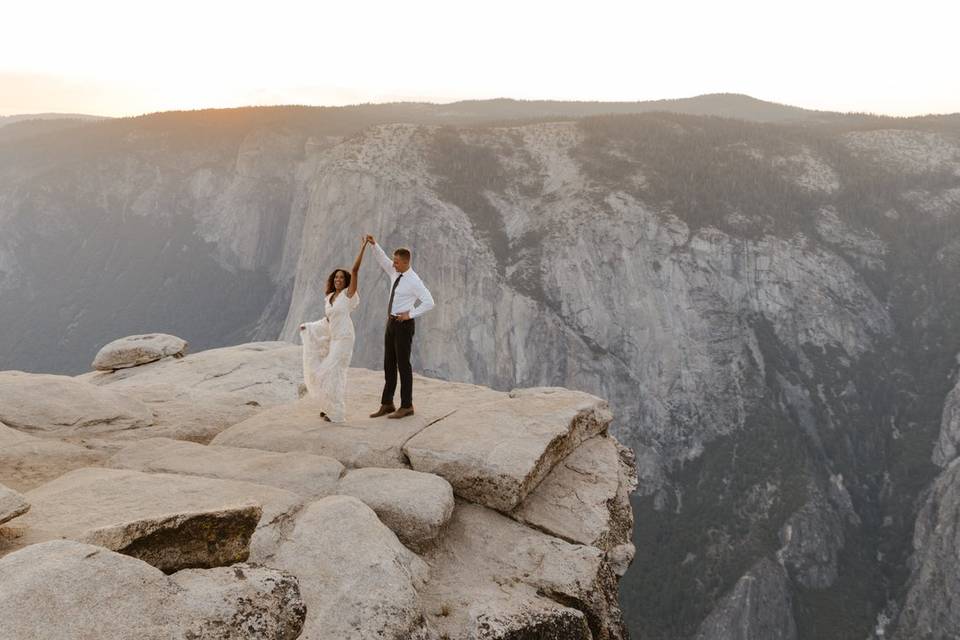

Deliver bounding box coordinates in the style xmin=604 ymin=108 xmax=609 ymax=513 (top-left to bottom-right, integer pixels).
xmin=325 ymin=269 xmax=351 ymax=295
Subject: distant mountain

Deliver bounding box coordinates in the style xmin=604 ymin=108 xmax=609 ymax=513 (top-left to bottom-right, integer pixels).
xmin=0 ymin=113 xmax=110 ymax=144
xmin=0 ymin=113 xmax=107 ymax=127
xmin=0 ymin=93 xmax=896 ymax=147
xmin=437 ymin=93 xmax=843 ymax=123
xmin=0 ymin=119 xmax=101 ymax=144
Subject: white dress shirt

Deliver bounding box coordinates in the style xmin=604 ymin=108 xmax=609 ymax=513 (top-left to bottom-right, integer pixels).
xmin=372 ymin=242 xmax=435 ymax=319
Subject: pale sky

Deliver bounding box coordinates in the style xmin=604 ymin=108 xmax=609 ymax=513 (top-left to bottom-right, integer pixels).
xmin=1 ymin=0 xmax=957 ymax=117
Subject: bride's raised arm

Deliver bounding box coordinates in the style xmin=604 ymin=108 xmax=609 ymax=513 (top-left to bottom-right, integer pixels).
xmin=347 ymin=237 xmax=368 ymax=298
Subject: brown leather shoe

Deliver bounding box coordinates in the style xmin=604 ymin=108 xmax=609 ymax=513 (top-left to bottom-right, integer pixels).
xmin=387 ymin=406 xmax=415 ymax=419
xmin=369 ymin=404 xmax=396 ymax=418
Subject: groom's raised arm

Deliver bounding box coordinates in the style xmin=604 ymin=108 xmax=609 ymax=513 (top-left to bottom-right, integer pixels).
xmin=367 ymin=236 xmax=395 ymax=277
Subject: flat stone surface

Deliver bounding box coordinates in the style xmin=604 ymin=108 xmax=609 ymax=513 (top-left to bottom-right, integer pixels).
xmin=0 ymin=422 xmax=106 ymax=491
xmin=511 ymin=435 xmax=637 ymax=551
xmin=95 ymin=382 xmax=265 ymax=444
xmin=404 ymin=387 xmax=613 ymax=512
xmin=0 ymin=371 xmax=154 ymax=437
xmin=81 ymin=341 xmax=303 ymax=408
xmin=420 ymin=501 xmax=626 ymax=640
xmin=264 ymin=495 xmax=431 ymax=640
xmin=0 ymin=482 xmax=29 ymax=526
xmin=213 ymin=368 xmax=497 ymax=469
xmin=110 ymin=437 xmax=344 ymax=497
xmin=92 ymin=333 xmax=188 ymax=371
xmin=337 ymin=467 xmax=454 ymax=550
xmin=0 ymin=540 xmax=305 ymax=640
xmin=2 ymin=468 xmax=302 ymax=570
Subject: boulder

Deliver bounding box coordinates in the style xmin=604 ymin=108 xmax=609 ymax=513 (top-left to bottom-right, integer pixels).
xmin=420 ymin=501 xmax=627 ymax=640
xmin=4 ymin=468 xmax=302 ymax=571
xmin=91 ymin=333 xmax=188 ymax=371
xmin=404 ymin=387 xmax=612 ymax=512
xmin=0 ymin=483 xmax=29 ymax=526
xmin=109 ymin=437 xmax=344 ymax=496
xmin=212 ymin=368 xmax=494 ymax=469
xmin=0 ymin=421 xmax=106 ymax=491
xmin=265 ymin=495 xmax=431 ymax=640
xmin=336 ymin=467 xmax=454 ymax=550
xmin=511 ymin=435 xmax=637 ymax=551
xmin=0 ymin=371 xmax=154 ymax=437
xmin=0 ymin=540 xmax=305 ymax=639
xmin=81 ymin=341 xmax=303 ymax=407
xmin=171 ymin=563 xmax=306 ymax=640
xmin=606 ymin=543 xmax=636 ymax=578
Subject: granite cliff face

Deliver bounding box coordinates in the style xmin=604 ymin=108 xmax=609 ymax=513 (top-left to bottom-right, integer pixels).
xmin=2 ymin=102 xmax=960 ymax=638
xmin=890 ymin=371 xmax=960 ymax=639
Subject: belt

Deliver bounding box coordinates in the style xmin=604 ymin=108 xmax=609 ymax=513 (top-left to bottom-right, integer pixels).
xmin=388 ymin=314 xmax=413 ymax=322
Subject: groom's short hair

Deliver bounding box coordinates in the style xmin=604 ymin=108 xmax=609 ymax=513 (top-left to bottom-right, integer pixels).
xmin=393 ymin=248 xmax=411 ymax=261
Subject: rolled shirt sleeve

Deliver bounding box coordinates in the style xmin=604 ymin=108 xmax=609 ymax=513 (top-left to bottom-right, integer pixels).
xmin=408 ymin=277 xmax=434 ymax=319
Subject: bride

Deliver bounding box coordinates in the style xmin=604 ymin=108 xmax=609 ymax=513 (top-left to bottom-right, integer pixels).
xmin=299 ymin=237 xmax=368 ymax=422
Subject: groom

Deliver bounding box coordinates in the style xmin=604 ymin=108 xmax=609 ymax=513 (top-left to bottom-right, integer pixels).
xmin=365 ymin=235 xmax=435 ymax=419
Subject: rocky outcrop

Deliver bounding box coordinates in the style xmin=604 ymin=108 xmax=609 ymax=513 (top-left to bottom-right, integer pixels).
xmin=933 ymin=376 xmax=960 ymax=467
xmin=0 ymin=540 xmax=305 ymax=639
xmin=421 ymin=501 xmax=626 ymax=640
xmin=92 ymin=333 xmax=189 ymax=370
xmin=893 ymin=458 xmax=960 ymax=639
xmin=4 ymin=468 xmax=302 ymax=571
xmin=695 ymin=558 xmax=797 ymax=640
xmin=109 ymin=437 xmax=345 ymax=497
xmin=776 ymin=490 xmax=846 ymax=589
xmin=404 ymin=387 xmax=612 ymax=512
xmin=336 ymin=467 xmax=455 ymax=550
xmin=2 ymin=341 xmax=636 ymax=639
xmin=511 ymin=435 xmax=636 ymax=551
xmin=891 ymin=370 xmax=960 ymax=638
xmin=0 ymin=483 xmax=29 ymax=526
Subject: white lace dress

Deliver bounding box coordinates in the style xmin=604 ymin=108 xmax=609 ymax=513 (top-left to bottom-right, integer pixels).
xmin=301 ymin=291 xmax=360 ymax=422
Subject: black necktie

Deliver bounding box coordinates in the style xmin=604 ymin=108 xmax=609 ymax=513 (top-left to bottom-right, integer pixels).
xmin=388 ymin=273 xmax=403 ymax=318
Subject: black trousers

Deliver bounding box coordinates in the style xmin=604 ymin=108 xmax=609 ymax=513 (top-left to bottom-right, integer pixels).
xmin=382 ymin=317 xmax=415 ymax=408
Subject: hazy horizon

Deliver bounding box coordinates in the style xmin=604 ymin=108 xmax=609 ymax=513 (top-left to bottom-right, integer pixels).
xmin=3 ymin=0 xmax=958 ymax=119
xmin=3 ymin=91 xmax=960 ymax=121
